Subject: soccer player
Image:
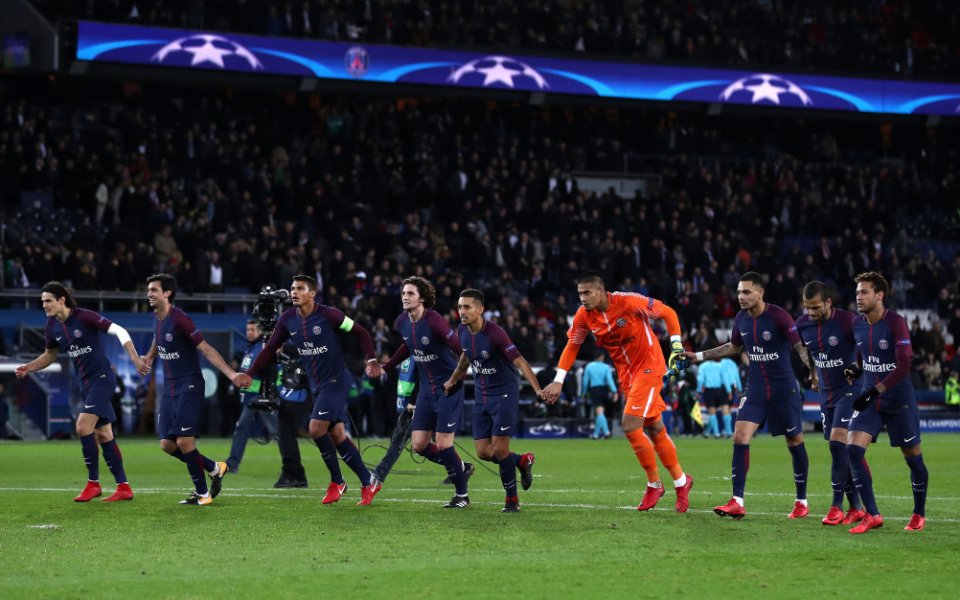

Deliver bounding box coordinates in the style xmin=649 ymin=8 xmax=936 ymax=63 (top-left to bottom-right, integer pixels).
xmin=241 ymin=275 xmax=384 ymax=506
xmin=844 ymin=272 xmax=928 ymax=533
xmin=443 ymin=289 xmax=540 ymax=512
xmin=141 ymin=274 xmax=238 ymax=506
xmin=226 ymin=320 xmax=279 ymax=473
xmin=16 ymin=281 xmax=144 ymax=502
xmin=795 ymin=281 xmax=864 ymax=526
xmin=685 ymin=271 xmax=817 ymax=520
xmin=381 ymin=277 xmax=473 ymax=508
xmin=541 ymin=271 xmax=694 ymax=513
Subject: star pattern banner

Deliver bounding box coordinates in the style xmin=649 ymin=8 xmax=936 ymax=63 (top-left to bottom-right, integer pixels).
xmin=77 ymin=21 xmax=960 ymax=117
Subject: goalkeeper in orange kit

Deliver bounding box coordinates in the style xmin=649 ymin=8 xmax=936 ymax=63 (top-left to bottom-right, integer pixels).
xmin=540 ymin=272 xmax=694 ymax=512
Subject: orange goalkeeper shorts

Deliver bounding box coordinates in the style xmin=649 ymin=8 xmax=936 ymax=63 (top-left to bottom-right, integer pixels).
xmin=622 ymin=373 xmax=667 ymax=420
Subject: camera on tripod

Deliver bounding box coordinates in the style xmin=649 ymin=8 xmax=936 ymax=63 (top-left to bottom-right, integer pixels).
xmin=248 ymin=285 xmax=290 ymax=411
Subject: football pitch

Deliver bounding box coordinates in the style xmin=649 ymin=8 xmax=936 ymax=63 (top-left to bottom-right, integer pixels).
xmin=1 ymin=434 xmax=958 ymax=599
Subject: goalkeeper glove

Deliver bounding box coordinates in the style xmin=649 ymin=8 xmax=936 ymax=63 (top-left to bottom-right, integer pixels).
xmin=853 ymin=387 xmax=879 ymax=411
xmin=668 ymin=340 xmax=690 ymax=372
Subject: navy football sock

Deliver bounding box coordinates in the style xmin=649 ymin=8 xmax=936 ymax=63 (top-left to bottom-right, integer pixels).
xmin=80 ymin=433 xmax=99 ymax=481
xmin=844 ymin=472 xmax=861 ymax=510
xmin=828 ymin=441 xmax=848 ymax=507
xmin=336 ymin=438 xmax=373 ymax=486
xmin=788 ymin=443 xmax=808 ymax=500
xmin=100 ymin=439 xmax=128 ymax=484
xmin=905 ymin=454 xmax=928 ymax=517
xmin=202 ymin=454 xmax=216 ymax=473
xmin=314 ymin=435 xmax=345 ymax=484
xmin=847 ymin=445 xmax=879 ymax=515
xmin=498 ymin=456 xmax=518 ymax=498
xmin=436 ymin=446 xmax=468 ymax=496
xmin=732 ymin=444 xmax=749 ymax=498
xmin=416 ymin=442 xmax=445 ymax=465
xmin=169 ymin=448 xmax=187 ymax=463
xmin=182 ymin=449 xmax=209 ymax=495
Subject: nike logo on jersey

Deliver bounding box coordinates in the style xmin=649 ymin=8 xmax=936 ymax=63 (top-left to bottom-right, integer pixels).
xmin=447 ymin=422 xmax=457 ymax=427
xmin=55 ymin=337 xmax=62 ymax=341
xmin=904 ymin=436 xmax=917 ymax=443
xmin=500 ymin=426 xmax=511 ymax=431
xmin=857 ymin=342 xmax=863 ymax=346
xmin=840 ymin=418 xmax=851 ymax=423
xmin=591 ymin=328 xmax=602 ymax=333
xmin=403 ymin=337 xmax=409 ymax=340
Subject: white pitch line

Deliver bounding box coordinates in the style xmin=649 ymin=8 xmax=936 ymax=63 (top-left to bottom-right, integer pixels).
xmin=2 ymin=486 xmax=958 ymax=523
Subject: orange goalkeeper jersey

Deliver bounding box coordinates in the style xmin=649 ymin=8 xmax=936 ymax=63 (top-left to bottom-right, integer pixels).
xmin=560 ymin=292 xmax=680 ymax=388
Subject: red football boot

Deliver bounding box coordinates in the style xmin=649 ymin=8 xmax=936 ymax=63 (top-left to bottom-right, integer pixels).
xmin=321 ymin=482 xmax=347 ymax=504
xmin=636 ymin=484 xmax=665 ymax=511
xmin=675 ymin=475 xmax=694 ymax=513
xmin=73 ymin=481 xmax=102 ymax=502
xmin=821 ymin=506 xmax=844 ymax=525
xmin=903 ymin=514 xmax=926 ymax=531
xmin=357 ymin=478 xmax=382 ymax=506
xmin=102 ymin=482 xmax=134 ymax=502
xmin=714 ymin=498 xmax=745 ymax=519
xmin=849 ymin=513 xmax=884 ymax=534
xmin=788 ymin=501 xmax=809 ymax=519
xmin=842 ymin=508 xmax=866 ymax=525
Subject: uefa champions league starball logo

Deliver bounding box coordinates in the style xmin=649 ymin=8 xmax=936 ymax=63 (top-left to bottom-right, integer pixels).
xmin=448 ymin=56 xmax=549 ymax=89
xmin=152 ymin=34 xmax=262 ymax=70
xmin=720 ymin=73 xmax=812 ymax=106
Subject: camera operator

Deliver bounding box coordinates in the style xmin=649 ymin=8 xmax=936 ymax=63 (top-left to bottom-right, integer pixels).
xmin=274 ymin=342 xmax=311 ymax=488
xmin=226 ymin=320 xmax=280 ymax=473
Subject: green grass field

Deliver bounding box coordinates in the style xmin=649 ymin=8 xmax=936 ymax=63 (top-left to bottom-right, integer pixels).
xmin=1 ymin=433 xmax=958 ymax=599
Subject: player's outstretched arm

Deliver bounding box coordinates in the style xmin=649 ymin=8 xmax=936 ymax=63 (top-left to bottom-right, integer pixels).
xmin=15 ymin=349 xmax=59 ymax=379
xmin=686 ymin=342 xmax=742 ymax=363
xmin=792 ymin=341 xmax=819 ymax=391
xmin=196 ymin=340 xmax=241 ymax=384
xmin=107 ymin=323 xmax=149 ymax=374
xmin=443 ymin=353 xmax=470 ymax=395
xmin=513 ymin=356 xmax=543 ymax=397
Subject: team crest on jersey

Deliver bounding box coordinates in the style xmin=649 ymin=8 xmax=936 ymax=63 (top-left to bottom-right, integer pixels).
xmin=879 ymin=339 xmax=889 ymax=350
xmin=828 ymin=336 xmax=838 ymax=347
xmin=481 ymin=350 xmax=490 ymax=359
xmin=165 ymin=333 xmax=173 ymax=341
xmin=762 ymin=330 xmax=772 ymax=341
xmin=73 ymin=329 xmax=82 ymax=338
xmin=313 ymin=325 xmax=322 ymax=335
xmin=421 ymin=336 xmax=430 ymax=345
xmin=616 ymin=318 xmax=627 ymax=328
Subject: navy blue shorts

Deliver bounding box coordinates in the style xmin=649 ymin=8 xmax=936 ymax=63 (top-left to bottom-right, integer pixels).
xmin=311 ymin=371 xmax=351 ymax=424
xmin=736 ymin=384 xmax=803 ymax=437
xmin=820 ymin=387 xmax=856 ymax=440
xmin=472 ymin=390 xmax=520 ymax=440
xmin=849 ymin=399 xmax=921 ymax=448
xmin=79 ymin=373 xmax=116 ymax=427
xmin=411 ymin=386 xmax=465 ymax=434
xmin=156 ymin=374 xmax=205 ymax=439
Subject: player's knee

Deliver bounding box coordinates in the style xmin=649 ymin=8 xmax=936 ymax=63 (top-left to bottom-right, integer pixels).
xmin=160 ymin=440 xmax=177 ymax=454
xmin=94 ymin=429 xmax=113 ymax=444
xmin=411 ymin=439 xmax=429 ymax=454
xmin=308 ymin=422 xmax=327 ymax=438
xmin=477 ymin=447 xmax=495 ymax=461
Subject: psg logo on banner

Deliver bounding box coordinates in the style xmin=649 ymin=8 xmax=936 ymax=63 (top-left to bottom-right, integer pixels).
xmin=344 ymin=46 xmax=369 ymax=77
xmin=73 ymin=329 xmax=83 ymax=338
xmin=313 ymin=326 xmax=322 ymax=335
xmin=762 ymin=331 xmax=773 ymax=341
xmin=879 ymin=339 xmax=889 ymax=350
xmin=828 ymin=336 xmax=839 ymax=347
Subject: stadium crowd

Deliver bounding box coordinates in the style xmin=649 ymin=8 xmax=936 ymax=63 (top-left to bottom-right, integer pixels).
xmin=1 ymin=80 xmax=958 ymax=398
xmin=40 ymin=0 xmax=960 ymax=77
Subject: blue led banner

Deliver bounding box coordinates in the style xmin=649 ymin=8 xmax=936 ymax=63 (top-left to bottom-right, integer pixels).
xmin=77 ymin=21 xmax=960 ymax=117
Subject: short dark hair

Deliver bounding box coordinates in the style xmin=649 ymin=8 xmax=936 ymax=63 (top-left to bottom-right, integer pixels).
xmin=147 ymin=273 xmax=177 ymax=301
xmin=739 ymin=271 xmax=764 ymax=288
xmin=402 ymin=276 xmax=436 ymax=308
xmin=292 ymin=274 xmax=317 ymax=291
xmin=802 ymin=280 xmax=831 ymax=301
xmin=459 ymin=288 xmax=485 ymax=306
xmin=855 ymin=271 xmax=890 ymax=295
xmin=40 ymin=281 xmax=76 ymax=309
xmin=246 ymin=319 xmax=258 ymax=326
xmin=577 ymin=270 xmax=605 ymax=287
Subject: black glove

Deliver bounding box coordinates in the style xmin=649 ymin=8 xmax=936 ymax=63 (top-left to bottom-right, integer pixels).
xmin=843 ymin=365 xmax=863 ymax=382
xmin=853 ymin=386 xmax=879 ymax=411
